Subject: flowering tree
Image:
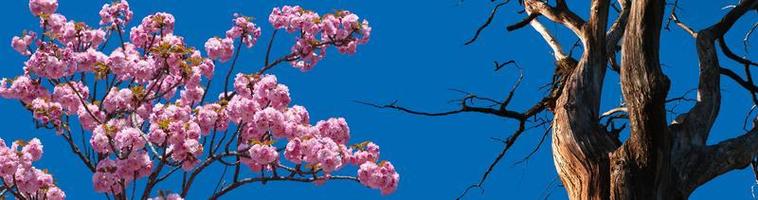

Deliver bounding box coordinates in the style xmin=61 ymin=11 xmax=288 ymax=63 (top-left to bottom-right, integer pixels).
xmin=0 ymin=0 xmax=399 ymax=199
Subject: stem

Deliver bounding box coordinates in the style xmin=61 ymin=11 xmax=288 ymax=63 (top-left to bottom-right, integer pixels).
xmin=223 ymin=37 xmax=244 ymax=100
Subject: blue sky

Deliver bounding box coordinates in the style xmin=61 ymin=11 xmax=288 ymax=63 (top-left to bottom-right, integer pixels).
xmin=0 ymin=0 xmax=756 ymax=199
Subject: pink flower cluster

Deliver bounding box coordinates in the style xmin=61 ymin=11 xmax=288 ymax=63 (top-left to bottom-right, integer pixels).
xmin=29 ymin=0 xmax=58 ymax=16
xmin=148 ymin=193 xmax=184 ymax=200
xmin=92 ymin=150 xmax=152 ymax=194
xmin=359 ymin=161 xmax=400 ymax=195
xmin=204 ymin=14 xmax=261 ymax=62
xmin=42 ymin=14 xmax=107 ymax=49
xmin=147 ymin=103 xmax=204 ymax=170
xmin=269 ymin=6 xmax=372 ymax=71
xmin=130 ymin=12 xmax=176 ymax=48
xmin=0 ymin=137 xmax=66 ymax=199
xmin=0 ymin=76 xmax=49 ymax=103
xmin=204 ymin=37 xmax=234 ymax=62
xmin=11 ymin=31 xmax=36 ymax=56
xmin=53 ymin=81 xmax=89 ymax=114
xmin=99 ymin=0 xmax=133 ymax=27
xmin=0 ymin=0 xmax=398 ymax=197
xmin=227 ymin=14 xmax=262 ymax=48
xmin=26 ymin=43 xmax=75 ymax=79
xmin=229 ymin=73 xmax=398 ymax=193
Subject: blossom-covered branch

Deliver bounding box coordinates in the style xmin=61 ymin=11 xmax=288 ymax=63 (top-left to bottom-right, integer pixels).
xmin=0 ymin=1 xmax=398 ymax=199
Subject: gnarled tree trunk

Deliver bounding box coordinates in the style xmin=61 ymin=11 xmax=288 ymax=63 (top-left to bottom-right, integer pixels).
xmin=373 ymin=0 xmax=758 ymax=199
xmin=548 ymin=0 xmax=758 ymax=199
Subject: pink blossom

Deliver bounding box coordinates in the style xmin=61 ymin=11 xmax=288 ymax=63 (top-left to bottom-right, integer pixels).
xmin=53 ymin=81 xmax=89 ymax=114
xmin=78 ymin=103 xmax=105 ymax=130
xmin=148 ymin=193 xmax=184 ymax=200
xmin=196 ymin=103 xmax=226 ymax=134
xmin=233 ymin=73 xmax=252 ymax=97
xmin=130 ymin=12 xmax=176 ymax=48
xmin=103 ymin=88 xmax=134 ymax=112
xmin=315 ymin=117 xmax=350 ymax=144
xmin=93 ymin=159 xmax=121 ymax=194
xmin=25 ymin=43 xmax=75 ymax=79
xmin=225 ymin=95 xmax=259 ymax=123
xmin=204 ymin=37 xmax=234 ymax=62
xmin=350 ymin=142 xmax=380 ymax=165
xmin=252 ymin=107 xmax=286 ymax=137
xmin=284 ymin=138 xmax=303 ymax=164
xmin=253 ymin=74 xmax=291 ymax=109
xmin=114 ymin=127 xmax=145 ymax=152
xmin=21 ymin=138 xmax=43 ymax=162
xmin=30 ymin=98 xmax=64 ymax=131
xmin=226 ymin=14 xmax=262 ymax=48
xmin=358 ymin=161 xmax=399 ymax=195
xmin=115 ymin=150 xmax=152 ymax=181
xmin=99 ymin=0 xmax=133 ymax=27
xmin=74 ymin=48 xmax=108 ymax=72
xmin=178 ymin=85 xmax=204 ymax=106
xmin=29 ymin=0 xmax=57 ymax=16
xmin=285 ymin=105 xmax=310 ymax=125
xmin=0 ymin=76 xmax=49 ymax=103
xmin=46 ymin=186 xmax=66 ymax=200
xmin=0 ymin=2 xmax=396 ymax=196
xmin=247 ymin=144 xmax=278 ymax=165
xmin=300 ymin=137 xmax=344 ymax=173
xmin=0 ymin=137 xmax=65 ymax=198
xmin=11 ymin=32 xmax=35 ymax=56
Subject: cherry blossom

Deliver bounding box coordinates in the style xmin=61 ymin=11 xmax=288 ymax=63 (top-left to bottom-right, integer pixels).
xmin=0 ymin=137 xmax=66 ymax=199
xmin=11 ymin=31 xmax=35 ymax=56
xmin=29 ymin=0 xmax=57 ymax=16
xmin=204 ymin=37 xmax=234 ymax=62
xmin=99 ymin=0 xmax=133 ymax=27
xmin=0 ymin=1 xmax=398 ymax=199
xmin=358 ymin=161 xmax=400 ymax=195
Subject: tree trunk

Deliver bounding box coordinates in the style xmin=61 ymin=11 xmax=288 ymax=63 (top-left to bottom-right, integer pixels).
xmin=549 ymin=0 xmax=757 ymax=199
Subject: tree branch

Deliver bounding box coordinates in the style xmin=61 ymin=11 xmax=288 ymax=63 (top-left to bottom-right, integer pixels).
xmin=522 ymin=0 xmax=586 ymax=38
xmin=464 ymin=1 xmax=511 ymax=45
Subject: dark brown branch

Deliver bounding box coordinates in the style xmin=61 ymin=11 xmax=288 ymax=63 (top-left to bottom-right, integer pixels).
xmin=718 ymin=36 xmax=758 ymax=66
xmin=494 ymin=60 xmax=517 ymax=71
xmin=523 ymin=0 xmax=586 ymax=37
xmin=61 ymin=129 xmax=96 ymax=172
xmin=682 ymin=127 xmax=758 ymax=191
xmin=514 ymin=124 xmax=552 ymax=165
xmin=668 ymin=12 xmax=697 ymax=37
xmin=209 ymin=175 xmax=358 ymax=199
xmin=720 ymin=67 xmax=758 ymax=92
xmin=356 ymin=99 xmax=525 ymax=119
xmin=464 ymin=1 xmax=511 ymax=45
xmin=678 ymin=0 xmax=758 ymax=144
xmin=506 ymin=13 xmax=539 ymax=31
xmin=456 ymin=121 xmax=526 ymax=200
xmin=606 ymin=0 xmax=631 ymax=73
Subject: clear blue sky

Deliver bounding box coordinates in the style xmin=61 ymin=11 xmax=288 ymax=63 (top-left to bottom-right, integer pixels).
xmin=0 ymin=0 xmax=756 ymax=199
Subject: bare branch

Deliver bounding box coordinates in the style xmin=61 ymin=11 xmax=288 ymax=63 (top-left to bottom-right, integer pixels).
xmin=669 ymin=12 xmax=697 ymax=37
xmin=464 ymin=1 xmax=511 ymax=45
xmin=683 ymin=127 xmax=758 ymax=191
xmin=456 ymin=121 xmax=526 ymax=200
xmin=209 ymin=175 xmax=359 ymax=199
xmin=678 ymin=0 xmax=758 ymax=144
xmin=526 ymin=17 xmax=568 ymax=60
xmin=506 ymin=13 xmax=539 ymax=32
xmin=523 ymin=0 xmax=586 ymax=37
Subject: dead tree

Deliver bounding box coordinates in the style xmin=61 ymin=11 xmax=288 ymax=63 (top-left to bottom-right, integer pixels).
xmin=363 ymin=0 xmax=758 ymax=199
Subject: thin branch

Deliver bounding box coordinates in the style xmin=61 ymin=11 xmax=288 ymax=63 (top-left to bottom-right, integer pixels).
xmin=456 ymin=121 xmax=526 ymax=200
xmin=464 ymin=1 xmax=511 ymax=45
xmin=506 ymin=13 xmax=539 ymax=32
xmin=209 ymin=175 xmax=358 ymax=199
